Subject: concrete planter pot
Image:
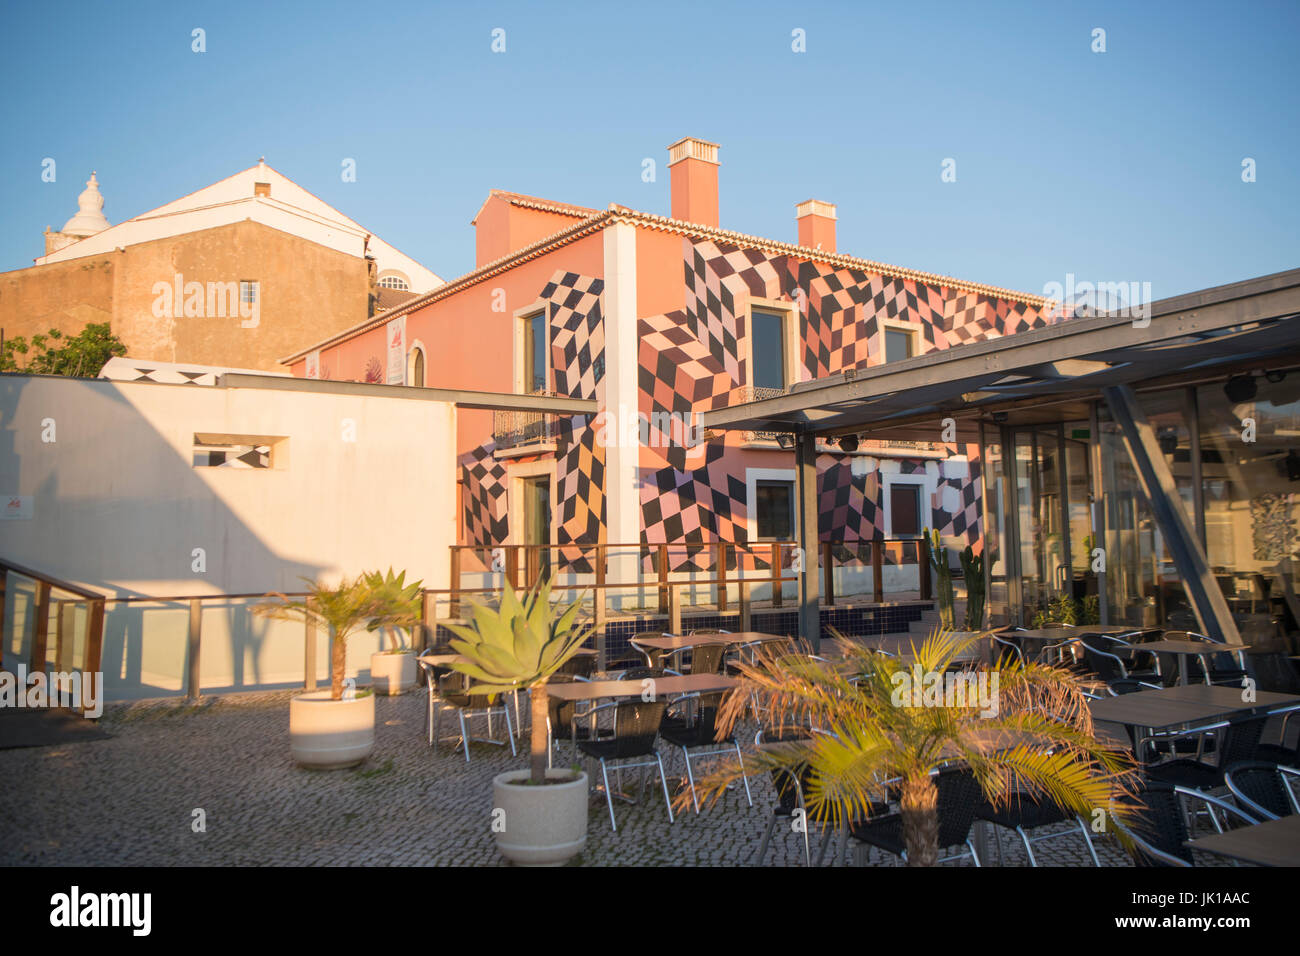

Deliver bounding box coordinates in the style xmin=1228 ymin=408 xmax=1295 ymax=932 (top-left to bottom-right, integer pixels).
xmin=289 ymin=690 xmax=375 ymax=769
xmin=492 ymin=769 xmax=589 ymax=866
xmin=370 ymin=650 xmax=417 ymax=695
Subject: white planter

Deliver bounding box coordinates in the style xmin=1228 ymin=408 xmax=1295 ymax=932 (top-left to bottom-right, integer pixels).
xmin=370 ymin=650 xmax=417 ymax=695
xmin=289 ymin=690 xmax=375 ymax=769
xmin=492 ymin=769 xmax=589 ymax=866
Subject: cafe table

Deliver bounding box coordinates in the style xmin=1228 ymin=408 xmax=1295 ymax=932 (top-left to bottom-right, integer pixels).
xmin=630 ymin=631 xmax=784 ymax=668
xmin=1186 ymin=814 xmax=1300 ymax=866
xmin=1088 ymin=684 xmax=1300 ymax=760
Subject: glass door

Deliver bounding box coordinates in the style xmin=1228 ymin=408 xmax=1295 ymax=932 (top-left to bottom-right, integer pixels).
xmin=523 ymin=475 xmax=552 ymax=581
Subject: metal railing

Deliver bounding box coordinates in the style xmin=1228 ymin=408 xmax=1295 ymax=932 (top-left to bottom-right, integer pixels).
xmin=491 ymin=389 xmax=561 ymax=450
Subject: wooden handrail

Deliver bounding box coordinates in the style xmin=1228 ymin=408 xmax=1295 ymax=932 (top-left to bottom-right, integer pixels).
xmin=0 ymin=558 xmax=104 ymax=600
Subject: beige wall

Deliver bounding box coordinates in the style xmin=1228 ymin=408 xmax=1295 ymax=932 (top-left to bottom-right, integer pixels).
xmin=0 ymin=220 xmax=373 ymax=372
xmin=0 ymin=374 xmax=457 ymax=698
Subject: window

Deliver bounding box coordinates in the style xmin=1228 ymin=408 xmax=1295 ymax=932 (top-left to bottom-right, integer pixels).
xmin=240 ymin=280 xmax=259 ymax=308
xmin=751 ymin=308 xmax=788 ymax=391
xmin=408 ymin=345 xmax=425 ymax=387
xmin=884 ymin=326 xmax=916 ymax=364
xmin=755 ymin=479 xmax=795 ymax=540
xmin=254 ymin=182 xmax=271 ymax=198
xmin=889 ymin=482 xmax=923 ymax=537
xmin=521 ymin=310 xmax=548 ymax=393
xmin=192 ymin=433 xmax=285 ymax=469
xmin=378 ymin=274 xmax=410 ymax=291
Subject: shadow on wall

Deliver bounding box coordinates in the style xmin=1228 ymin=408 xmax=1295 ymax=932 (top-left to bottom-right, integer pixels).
xmin=1 ymin=374 xmax=327 ymax=701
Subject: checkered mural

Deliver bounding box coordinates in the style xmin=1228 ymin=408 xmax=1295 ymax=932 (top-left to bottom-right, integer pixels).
xmin=458 ymin=241 xmax=1048 ymax=577
xmin=632 ymin=238 xmax=1044 ymax=569
xmin=459 ymin=270 xmax=607 ymax=568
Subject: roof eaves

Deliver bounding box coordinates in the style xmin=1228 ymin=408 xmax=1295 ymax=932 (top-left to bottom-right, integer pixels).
xmin=279 ymin=209 xmax=614 ymax=364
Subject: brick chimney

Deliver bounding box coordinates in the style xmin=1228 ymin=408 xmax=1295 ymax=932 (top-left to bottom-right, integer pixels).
xmin=796 ymin=199 xmax=837 ymax=253
xmin=667 ymin=137 xmax=720 ymax=227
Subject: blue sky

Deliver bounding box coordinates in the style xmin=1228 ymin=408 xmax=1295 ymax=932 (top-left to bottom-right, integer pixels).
xmin=2 ymin=0 xmax=1296 ymax=301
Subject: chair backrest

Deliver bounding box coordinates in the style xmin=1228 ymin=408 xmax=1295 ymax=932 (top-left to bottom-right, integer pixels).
xmin=1127 ymin=781 xmax=1194 ymax=866
xmin=557 ymin=654 xmax=596 ymax=678
xmin=609 ymin=698 xmax=668 ymax=758
xmin=436 ymin=670 xmax=495 ymax=709
xmin=1213 ymin=715 xmax=1268 ymax=770
xmin=756 ymin=727 xmax=814 ymax=813
xmin=547 ymin=675 xmax=580 ymax=733
xmin=934 ymin=767 xmax=984 ymax=850
xmin=693 ymin=691 xmax=726 ymax=740
xmin=1079 ymin=639 xmax=1127 ymax=683
xmin=617 ymin=666 xmax=666 ymax=681
xmin=1225 ymin=761 xmax=1298 ymax=819
xmin=689 ymin=642 xmax=728 ymax=675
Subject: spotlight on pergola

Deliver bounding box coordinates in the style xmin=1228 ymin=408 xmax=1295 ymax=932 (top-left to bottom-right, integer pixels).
xmin=1225 ymin=375 xmax=1257 ymax=403
xmin=840 ymin=435 xmax=859 ymax=453
xmin=775 ymin=433 xmax=795 ymax=450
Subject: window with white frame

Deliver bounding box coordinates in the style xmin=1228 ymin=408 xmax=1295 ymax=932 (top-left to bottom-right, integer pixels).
xmin=747 ymin=468 xmax=798 ymax=541
xmin=239 ymin=280 xmax=259 ymax=308
xmin=885 ymin=479 xmax=925 ymax=538
xmin=883 ymin=323 xmax=917 ymax=364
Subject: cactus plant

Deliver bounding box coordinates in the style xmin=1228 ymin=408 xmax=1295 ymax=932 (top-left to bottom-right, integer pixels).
xmin=924 ymin=528 xmax=955 ymax=628
xmin=960 ymin=545 xmax=985 ymax=630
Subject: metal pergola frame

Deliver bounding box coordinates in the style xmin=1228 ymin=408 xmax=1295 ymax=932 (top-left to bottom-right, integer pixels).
xmin=701 ymin=268 xmax=1300 ymax=649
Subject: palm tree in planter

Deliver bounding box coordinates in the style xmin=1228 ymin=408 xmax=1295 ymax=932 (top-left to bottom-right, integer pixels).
xmin=683 ymin=629 xmax=1140 ymax=866
xmin=444 ymin=578 xmax=592 ymax=865
xmin=257 ymin=573 xmax=416 ymax=769
xmin=364 ymin=567 xmax=425 ymax=695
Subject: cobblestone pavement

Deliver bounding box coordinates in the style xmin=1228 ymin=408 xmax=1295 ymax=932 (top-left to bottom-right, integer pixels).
xmin=0 ymin=690 xmax=1223 ymax=867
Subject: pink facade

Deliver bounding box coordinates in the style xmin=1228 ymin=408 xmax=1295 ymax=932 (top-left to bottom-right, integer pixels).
xmin=284 ymin=151 xmax=1064 ymax=575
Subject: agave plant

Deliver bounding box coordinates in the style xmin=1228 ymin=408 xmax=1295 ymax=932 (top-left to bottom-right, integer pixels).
xmin=362 ymin=567 xmax=424 ymax=650
xmin=683 ymin=627 xmax=1138 ymax=866
xmin=444 ymin=579 xmax=592 ymax=784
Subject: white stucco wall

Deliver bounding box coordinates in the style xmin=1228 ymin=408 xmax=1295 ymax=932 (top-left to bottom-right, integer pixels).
xmin=1 ymin=374 xmax=456 ymax=699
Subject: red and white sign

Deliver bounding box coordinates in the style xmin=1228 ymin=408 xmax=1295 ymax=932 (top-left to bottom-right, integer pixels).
xmin=305 ymin=350 xmax=320 ymax=379
xmin=386 ymin=316 xmax=406 ymax=385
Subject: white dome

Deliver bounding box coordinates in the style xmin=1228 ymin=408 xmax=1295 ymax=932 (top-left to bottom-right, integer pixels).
xmin=62 ymin=172 xmax=111 ymax=237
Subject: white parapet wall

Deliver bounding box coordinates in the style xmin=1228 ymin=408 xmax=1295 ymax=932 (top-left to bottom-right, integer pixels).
xmin=0 ymin=373 xmax=457 ymax=700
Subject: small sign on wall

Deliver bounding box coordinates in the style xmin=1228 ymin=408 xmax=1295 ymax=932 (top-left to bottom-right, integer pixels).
xmin=305 ymin=350 xmax=321 ymax=379
xmin=386 ymin=316 xmax=406 ymax=385
xmin=2 ymin=495 xmax=34 ymax=519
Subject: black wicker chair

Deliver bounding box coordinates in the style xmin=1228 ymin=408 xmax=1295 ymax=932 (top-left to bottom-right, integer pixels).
xmin=577 ymin=698 xmax=673 ymax=831
xmin=848 ymin=766 xmax=984 ymax=866
xmin=427 ymin=669 xmax=517 ymax=762
xmin=1115 ymin=780 xmax=1259 ymax=866
xmin=1142 ymin=714 xmax=1269 ymax=790
xmin=659 ymin=691 xmax=752 ymax=812
xmin=975 ymin=791 xmax=1101 ymax=866
xmin=1225 ymin=761 xmax=1300 ymax=820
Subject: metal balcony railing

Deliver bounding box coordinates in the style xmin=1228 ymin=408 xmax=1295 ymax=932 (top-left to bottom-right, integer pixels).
xmin=492 ymin=391 xmax=558 ymax=450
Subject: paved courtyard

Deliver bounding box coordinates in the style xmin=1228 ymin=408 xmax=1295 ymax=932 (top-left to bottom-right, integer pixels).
xmin=0 ymin=688 xmax=1207 ymax=867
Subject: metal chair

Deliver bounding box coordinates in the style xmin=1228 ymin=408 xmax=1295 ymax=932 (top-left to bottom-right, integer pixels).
xmin=975 ymin=791 xmax=1101 ymax=866
xmin=1113 ymin=780 xmax=1260 ymax=867
xmin=544 ymin=674 xmax=598 ymax=768
xmin=1224 ymin=761 xmax=1300 ymax=819
xmin=630 ymin=631 xmax=675 ymax=669
xmin=427 ymin=668 xmax=517 ymax=762
xmin=1079 ymin=635 xmax=1162 ymax=687
xmin=751 ymin=728 xmax=847 ymax=866
xmin=576 ymin=697 xmax=673 ymax=831
xmin=659 ymin=691 xmax=753 ymax=812
xmin=1142 ymin=714 xmax=1270 ymax=790
xmin=848 ymin=766 xmax=984 ymax=866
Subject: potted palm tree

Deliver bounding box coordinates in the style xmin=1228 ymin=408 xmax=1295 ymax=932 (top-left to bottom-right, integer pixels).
xmin=257 ymin=572 xmax=419 ymax=769
xmin=684 ymin=628 xmax=1139 ymax=866
xmin=365 ymin=567 xmax=424 ymax=695
xmin=444 ymin=578 xmax=592 ymax=865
